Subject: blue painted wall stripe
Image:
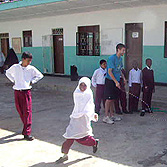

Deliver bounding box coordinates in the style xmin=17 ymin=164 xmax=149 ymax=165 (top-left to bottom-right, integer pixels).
xmin=0 ymin=0 xmax=66 ymax=11
xmin=143 ymin=45 xmax=167 ymax=83
xmin=16 ymin=45 xmax=167 ymax=83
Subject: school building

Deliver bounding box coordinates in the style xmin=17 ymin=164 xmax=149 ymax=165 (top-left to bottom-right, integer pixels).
xmin=0 ymin=0 xmax=167 ymax=83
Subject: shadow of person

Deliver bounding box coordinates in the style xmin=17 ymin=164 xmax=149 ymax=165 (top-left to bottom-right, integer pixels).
xmin=30 ymin=156 xmax=92 ymax=167
xmin=0 ymin=132 xmax=24 ymax=144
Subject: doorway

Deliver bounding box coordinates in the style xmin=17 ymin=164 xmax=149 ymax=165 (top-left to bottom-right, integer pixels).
xmin=125 ymin=23 xmax=143 ymax=77
xmin=0 ymin=33 xmax=9 ymax=57
xmin=52 ymin=28 xmax=64 ymax=74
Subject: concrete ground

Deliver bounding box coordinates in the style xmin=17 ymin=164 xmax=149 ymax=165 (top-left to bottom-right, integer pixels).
xmin=0 ymin=74 xmax=167 ymax=167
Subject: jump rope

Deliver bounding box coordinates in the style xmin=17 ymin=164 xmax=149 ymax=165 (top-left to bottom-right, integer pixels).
xmin=120 ymin=89 xmax=167 ymax=121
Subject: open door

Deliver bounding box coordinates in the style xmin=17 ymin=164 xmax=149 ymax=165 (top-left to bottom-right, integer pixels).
xmin=0 ymin=33 xmax=9 ymax=57
xmin=42 ymin=35 xmax=54 ymax=74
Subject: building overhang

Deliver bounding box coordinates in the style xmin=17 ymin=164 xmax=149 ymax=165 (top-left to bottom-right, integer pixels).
xmin=0 ymin=0 xmax=167 ymax=22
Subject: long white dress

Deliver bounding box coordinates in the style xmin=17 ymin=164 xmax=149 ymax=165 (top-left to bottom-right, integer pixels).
xmin=63 ymin=77 xmax=97 ymax=139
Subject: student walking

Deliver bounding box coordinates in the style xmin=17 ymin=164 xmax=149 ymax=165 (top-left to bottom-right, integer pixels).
xmin=91 ymin=59 xmax=107 ymax=115
xmin=5 ymin=52 xmax=43 ymax=141
xmin=128 ymin=61 xmax=142 ymax=113
xmin=141 ymin=58 xmax=155 ymax=114
xmin=103 ymin=43 xmax=126 ymax=124
xmin=56 ymin=77 xmax=99 ymax=163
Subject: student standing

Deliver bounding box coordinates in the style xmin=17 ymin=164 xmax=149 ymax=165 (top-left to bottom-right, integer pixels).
xmin=103 ymin=43 xmax=126 ymax=124
xmin=56 ymin=77 xmax=99 ymax=163
xmin=114 ymin=69 xmax=129 ymax=115
xmin=128 ymin=61 xmax=142 ymax=113
xmin=5 ymin=52 xmax=43 ymax=141
xmin=91 ymin=59 xmax=107 ymax=115
xmin=141 ymin=58 xmax=155 ymax=113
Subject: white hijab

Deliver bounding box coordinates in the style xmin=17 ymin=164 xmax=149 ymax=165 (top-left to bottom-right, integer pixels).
xmin=70 ymin=77 xmax=95 ymax=119
xmin=63 ymin=77 xmax=96 ymax=139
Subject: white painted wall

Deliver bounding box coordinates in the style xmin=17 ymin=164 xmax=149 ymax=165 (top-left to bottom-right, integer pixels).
xmin=0 ymin=4 xmax=167 ymax=47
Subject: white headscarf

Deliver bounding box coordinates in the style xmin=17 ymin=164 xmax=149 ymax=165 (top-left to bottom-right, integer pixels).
xmin=70 ymin=77 xmax=95 ymax=119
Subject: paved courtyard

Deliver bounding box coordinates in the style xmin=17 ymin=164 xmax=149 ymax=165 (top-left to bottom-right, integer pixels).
xmin=0 ymin=75 xmax=167 ymax=167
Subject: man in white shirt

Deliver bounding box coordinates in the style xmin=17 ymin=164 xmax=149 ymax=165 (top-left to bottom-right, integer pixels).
xmin=6 ymin=52 xmax=43 ymax=141
xmin=91 ymin=59 xmax=107 ymax=115
xmin=128 ymin=61 xmax=142 ymax=114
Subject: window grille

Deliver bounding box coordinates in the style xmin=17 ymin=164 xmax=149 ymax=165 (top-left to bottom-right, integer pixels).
xmin=76 ymin=25 xmax=100 ymax=56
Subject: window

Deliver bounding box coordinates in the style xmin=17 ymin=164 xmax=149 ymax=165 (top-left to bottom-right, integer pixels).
xmin=52 ymin=28 xmax=63 ymax=35
xmin=23 ymin=30 xmax=32 ymax=47
xmin=76 ymin=25 xmax=100 ymax=56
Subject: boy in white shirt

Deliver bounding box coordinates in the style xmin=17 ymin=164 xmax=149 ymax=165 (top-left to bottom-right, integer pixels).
xmin=6 ymin=52 xmax=43 ymax=141
xmin=91 ymin=59 xmax=107 ymax=115
xmin=128 ymin=61 xmax=142 ymax=113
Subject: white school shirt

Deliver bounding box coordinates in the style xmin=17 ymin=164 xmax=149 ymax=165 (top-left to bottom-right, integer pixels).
xmin=91 ymin=67 xmax=106 ymax=87
xmin=129 ymin=68 xmax=142 ymax=87
xmin=146 ymin=66 xmax=152 ymax=70
xmin=5 ymin=61 xmax=43 ymax=90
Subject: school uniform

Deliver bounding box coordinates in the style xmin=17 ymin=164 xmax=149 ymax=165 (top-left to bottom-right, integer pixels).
xmin=62 ymin=77 xmax=98 ymax=154
xmin=142 ymin=66 xmax=155 ymax=111
xmin=128 ymin=68 xmax=142 ymax=113
xmin=91 ymin=67 xmax=106 ymax=114
xmin=5 ymin=62 xmax=43 ymax=136
xmin=114 ymin=76 xmax=128 ymax=114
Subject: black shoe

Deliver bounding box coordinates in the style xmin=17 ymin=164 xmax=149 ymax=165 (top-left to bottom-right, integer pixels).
xmin=56 ymin=155 xmax=68 ymax=164
xmin=116 ymin=111 xmax=123 ymax=115
xmin=24 ymin=135 xmax=35 ymax=141
xmin=95 ymin=111 xmax=100 ymax=115
xmin=122 ymin=110 xmax=130 ymax=114
xmin=149 ymin=110 xmax=153 ymax=113
xmin=148 ymin=109 xmax=153 ymax=113
xmin=128 ymin=111 xmax=133 ymax=114
xmin=93 ymin=139 xmax=99 ymax=153
xmin=140 ymin=110 xmax=145 ymax=116
xmin=145 ymin=109 xmax=149 ymax=113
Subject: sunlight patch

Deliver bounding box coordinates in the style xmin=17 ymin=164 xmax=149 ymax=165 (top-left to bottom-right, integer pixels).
xmin=0 ymin=129 xmax=132 ymax=167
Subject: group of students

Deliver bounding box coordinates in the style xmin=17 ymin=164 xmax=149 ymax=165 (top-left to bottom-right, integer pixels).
xmin=5 ymin=51 xmax=99 ymax=164
xmin=92 ymin=55 xmax=155 ymax=123
xmin=57 ymin=43 xmax=154 ymax=162
xmin=4 ymin=44 xmax=155 ymax=164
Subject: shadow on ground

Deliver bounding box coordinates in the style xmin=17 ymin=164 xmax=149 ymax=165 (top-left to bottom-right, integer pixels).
xmin=1 ymin=85 xmax=167 ymax=167
xmin=30 ymin=156 xmax=92 ymax=167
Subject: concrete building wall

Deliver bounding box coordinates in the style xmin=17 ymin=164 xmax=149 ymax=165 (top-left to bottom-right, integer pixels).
xmin=0 ymin=4 xmax=167 ymax=82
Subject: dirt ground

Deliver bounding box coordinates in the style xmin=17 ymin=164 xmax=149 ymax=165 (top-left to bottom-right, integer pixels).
xmin=0 ymin=79 xmax=167 ymax=167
